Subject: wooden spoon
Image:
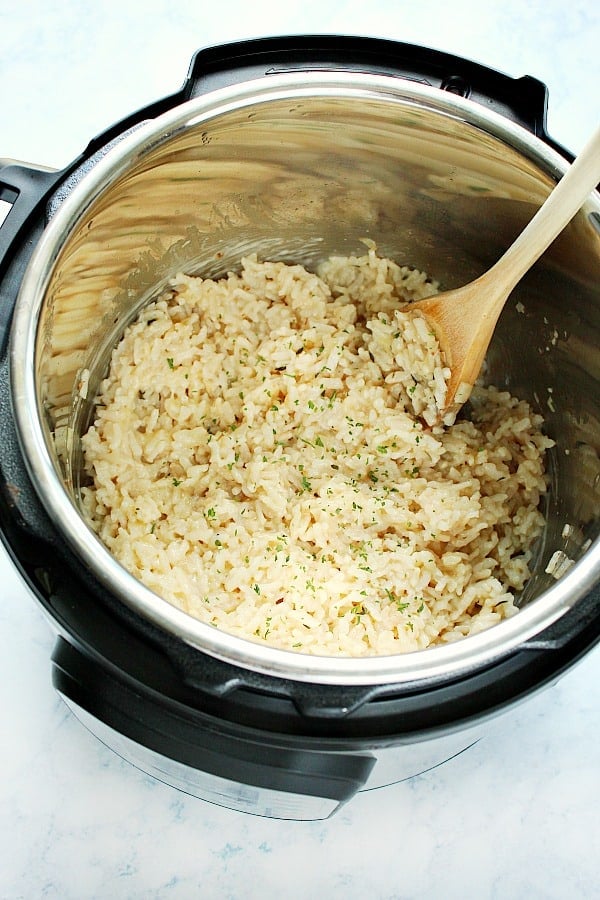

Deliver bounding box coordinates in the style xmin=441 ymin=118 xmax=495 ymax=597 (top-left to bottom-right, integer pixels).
xmin=411 ymin=125 xmax=600 ymax=425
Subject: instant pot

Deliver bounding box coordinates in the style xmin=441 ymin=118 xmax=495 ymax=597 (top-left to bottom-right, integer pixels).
xmin=1 ymin=35 xmax=598 ymax=819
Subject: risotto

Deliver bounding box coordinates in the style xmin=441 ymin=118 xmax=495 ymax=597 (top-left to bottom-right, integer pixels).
xmin=80 ymin=248 xmax=553 ymax=656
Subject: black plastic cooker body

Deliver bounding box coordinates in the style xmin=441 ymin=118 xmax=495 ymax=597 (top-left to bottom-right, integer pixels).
xmin=0 ymin=36 xmax=598 ymax=815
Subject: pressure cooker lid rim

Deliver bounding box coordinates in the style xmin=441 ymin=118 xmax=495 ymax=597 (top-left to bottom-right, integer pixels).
xmin=9 ymin=69 xmax=600 ymax=687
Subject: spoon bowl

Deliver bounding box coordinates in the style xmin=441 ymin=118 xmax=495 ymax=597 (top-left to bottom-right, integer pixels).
xmin=411 ymin=125 xmax=600 ymax=424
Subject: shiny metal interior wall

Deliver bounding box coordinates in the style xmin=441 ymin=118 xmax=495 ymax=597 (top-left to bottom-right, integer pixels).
xmin=12 ymin=74 xmax=599 ymax=682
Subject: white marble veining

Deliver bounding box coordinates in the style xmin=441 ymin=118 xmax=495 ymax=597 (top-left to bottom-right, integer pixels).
xmin=1 ymin=2 xmax=599 ymax=897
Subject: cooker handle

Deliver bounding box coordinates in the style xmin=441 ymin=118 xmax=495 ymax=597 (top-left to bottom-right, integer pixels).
xmin=180 ymin=35 xmax=568 ymax=155
xmin=164 ymin=637 xmax=384 ymax=718
xmin=0 ymin=161 xmax=62 ymax=282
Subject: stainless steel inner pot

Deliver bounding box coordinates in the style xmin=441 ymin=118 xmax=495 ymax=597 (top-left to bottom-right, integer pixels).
xmin=10 ymin=72 xmax=600 ymax=686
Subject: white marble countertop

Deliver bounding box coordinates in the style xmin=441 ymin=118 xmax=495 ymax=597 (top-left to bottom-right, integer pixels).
xmin=1 ymin=2 xmax=598 ymax=897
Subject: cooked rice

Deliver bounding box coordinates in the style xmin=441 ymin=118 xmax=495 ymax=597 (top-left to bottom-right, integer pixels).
xmin=80 ymin=248 xmax=553 ymax=656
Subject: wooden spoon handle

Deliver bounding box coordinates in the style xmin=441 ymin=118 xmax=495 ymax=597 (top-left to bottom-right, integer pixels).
xmin=486 ymin=124 xmax=600 ymax=297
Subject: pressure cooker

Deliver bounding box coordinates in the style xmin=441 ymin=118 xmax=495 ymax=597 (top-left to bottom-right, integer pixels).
xmin=0 ymin=35 xmax=598 ymax=819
